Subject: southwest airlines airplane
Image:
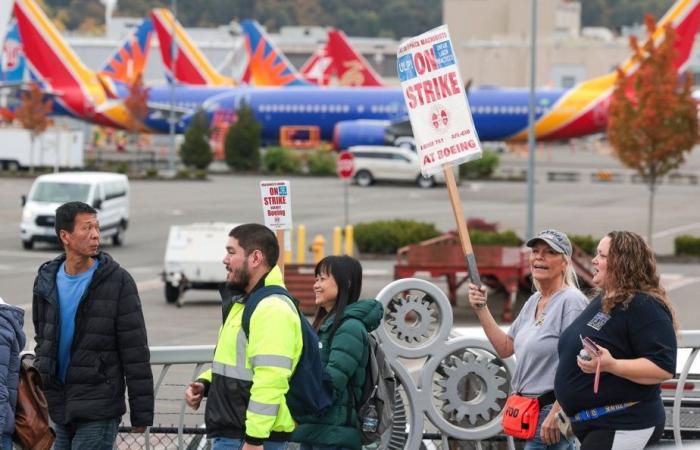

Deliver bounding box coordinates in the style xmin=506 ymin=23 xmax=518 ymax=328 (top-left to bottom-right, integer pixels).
xmin=12 ymin=0 xmax=160 ymax=129
xmin=13 ymin=0 xmax=700 ymax=144
xmin=150 ymin=8 xmax=236 ymax=87
xmin=196 ymin=0 xmax=700 ymax=148
xmin=152 ymin=7 xmax=384 ymax=88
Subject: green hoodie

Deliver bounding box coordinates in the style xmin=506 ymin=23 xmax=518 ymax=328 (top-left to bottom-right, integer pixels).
xmin=292 ymin=299 xmax=383 ymax=450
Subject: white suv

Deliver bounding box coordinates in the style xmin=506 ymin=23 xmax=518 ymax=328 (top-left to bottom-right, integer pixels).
xmin=348 ymin=145 xmax=447 ymax=188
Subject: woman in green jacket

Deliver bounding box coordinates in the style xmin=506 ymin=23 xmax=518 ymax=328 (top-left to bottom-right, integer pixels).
xmin=292 ymin=255 xmax=383 ymax=450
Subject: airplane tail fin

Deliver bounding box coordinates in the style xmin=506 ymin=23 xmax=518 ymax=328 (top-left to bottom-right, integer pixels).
xmin=300 ymin=46 xmax=333 ymax=85
xmin=13 ymin=0 xmax=107 ymax=115
xmin=150 ymin=8 xmax=234 ymax=86
xmin=618 ymin=0 xmax=700 ymax=77
xmin=514 ymin=0 xmax=700 ymax=141
xmin=240 ymin=19 xmax=312 ymax=87
xmin=1 ymin=20 xmax=27 ymax=83
xmin=326 ymin=28 xmax=384 ymax=86
xmin=13 ymin=0 xmax=147 ymax=130
xmin=99 ymin=18 xmax=153 ymax=87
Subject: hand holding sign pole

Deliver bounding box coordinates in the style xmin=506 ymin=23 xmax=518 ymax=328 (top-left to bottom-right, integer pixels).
xmin=260 ymin=180 xmax=292 ymax=275
xmin=397 ymin=25 xmax=483 ymax=287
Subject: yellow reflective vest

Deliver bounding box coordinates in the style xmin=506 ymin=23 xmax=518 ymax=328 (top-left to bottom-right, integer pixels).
xmin=198 ymin=266 xmax=302 ymax=443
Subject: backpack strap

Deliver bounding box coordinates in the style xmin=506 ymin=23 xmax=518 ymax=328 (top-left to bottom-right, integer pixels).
xmin=241 ymin=285 xmax=298 ymax=338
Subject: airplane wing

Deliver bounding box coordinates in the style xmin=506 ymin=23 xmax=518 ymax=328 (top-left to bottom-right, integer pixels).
xmin=146 ymin=101 xmax=191 ymax=118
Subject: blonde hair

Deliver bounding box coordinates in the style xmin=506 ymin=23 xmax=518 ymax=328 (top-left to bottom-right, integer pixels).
xmin=598 ymin=231 xmax=678 ymax=330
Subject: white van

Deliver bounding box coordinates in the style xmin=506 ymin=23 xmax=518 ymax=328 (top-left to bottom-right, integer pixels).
xmin=348 ymin=145 xmax=451 ymax=188
xmin=20 ymin=172 xmax=130 ymax=249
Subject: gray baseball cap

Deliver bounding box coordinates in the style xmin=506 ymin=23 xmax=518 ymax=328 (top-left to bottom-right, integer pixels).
xmin=526 ymin=229 xmax=572 ymax=256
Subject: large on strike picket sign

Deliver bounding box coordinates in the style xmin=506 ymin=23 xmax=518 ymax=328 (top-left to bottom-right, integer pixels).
xmin=260 ymin=180 xmax=292 ymax=230
xmin=397 ymin=25 xmax=482 ymax=176
xmin=396 ymin=25 xmax=483 ymax=287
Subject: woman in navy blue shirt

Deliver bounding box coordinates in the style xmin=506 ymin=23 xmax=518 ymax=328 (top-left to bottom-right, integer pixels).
xmin=554 ymin=231 xmax=677 ymax=450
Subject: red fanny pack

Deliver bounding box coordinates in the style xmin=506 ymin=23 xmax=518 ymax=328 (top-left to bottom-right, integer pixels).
xmin=502 ymin=394 xmax=539 ymax=439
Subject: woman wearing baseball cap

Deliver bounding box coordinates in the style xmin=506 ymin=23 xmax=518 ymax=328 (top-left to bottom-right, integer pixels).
xmin=468 ymin=229 xmax=587 ymax=450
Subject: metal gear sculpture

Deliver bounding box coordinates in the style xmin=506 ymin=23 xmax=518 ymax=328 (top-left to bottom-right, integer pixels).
xmin=434 ymin=351 xmax=508 ymax=424
xmin=375 ymin=278 xmax=516 ymax=449
xmin=386 ymin=294 xmax=436 ymax=343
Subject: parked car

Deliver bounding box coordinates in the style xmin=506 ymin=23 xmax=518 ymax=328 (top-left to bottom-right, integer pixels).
xmin=347 ymin=145 xmax=449 ymax=188
xmin=20 ymin=172 xmax=129 ymax=249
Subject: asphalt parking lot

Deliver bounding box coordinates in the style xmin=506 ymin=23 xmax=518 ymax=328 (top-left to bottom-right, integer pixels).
xmin=1 ymin=143 xmax=700 ymax=348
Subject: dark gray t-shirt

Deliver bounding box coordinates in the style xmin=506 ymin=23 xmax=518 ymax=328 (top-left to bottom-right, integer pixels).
xmin=507 ymin=286 xmax=587 ymax=394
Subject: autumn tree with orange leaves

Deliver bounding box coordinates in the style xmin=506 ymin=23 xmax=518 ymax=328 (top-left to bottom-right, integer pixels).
xmin=123 ymin=73 xmax=150 ymax=148
xmin=15 ymin=83 xmax=53 ymax=173
xmin=607 ymin=15 xmax=698 ymax=245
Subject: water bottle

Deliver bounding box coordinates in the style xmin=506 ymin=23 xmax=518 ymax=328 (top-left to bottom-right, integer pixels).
xmin=362 ymin=404 xmax=379 ymax=433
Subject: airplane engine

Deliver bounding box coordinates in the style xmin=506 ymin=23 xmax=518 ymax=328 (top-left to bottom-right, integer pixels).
xmin=332 ymin=119 xmax=391 ymax=150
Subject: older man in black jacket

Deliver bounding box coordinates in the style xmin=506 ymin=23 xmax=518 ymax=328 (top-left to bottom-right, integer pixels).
xmin=32 ymin=201 xmax=153 ymax=449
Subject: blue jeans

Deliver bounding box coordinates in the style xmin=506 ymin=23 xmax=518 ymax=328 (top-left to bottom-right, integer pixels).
xmin=211 ymin=437 xmax=288 ymax=450
xmin=299 ymin=445 xmax=352 ymax=450
xmin=53 ymin=418 xmax=120 ymax=450
xmin=524 ymin=403 xmax=574 ymax=450
xmin=1 ymin=434 xmax=12 ymax=450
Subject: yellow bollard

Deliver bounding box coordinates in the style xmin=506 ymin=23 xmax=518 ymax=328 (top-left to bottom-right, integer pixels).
xmin=333 ymin=226 xmax=342 ymax=255
xmin=297 ymin=225 xmax=306 ymax=264
xmin=344 ymin=224 xmax=354 ymax=256
xmin=311 ymin=234 xmax=326 ymax=263
xmin=284 ymin=229 xmax=293 ymax=264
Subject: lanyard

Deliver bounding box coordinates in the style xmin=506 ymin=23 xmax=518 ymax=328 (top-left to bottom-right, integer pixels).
xmin=570 ymin=402 xmax=639 ymax=423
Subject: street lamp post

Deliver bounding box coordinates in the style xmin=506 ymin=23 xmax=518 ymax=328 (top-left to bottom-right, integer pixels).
xmin=168 ymin=0 xmax=177 ymax=174
xmin=526 ymin=0 xmax=537 ymax=240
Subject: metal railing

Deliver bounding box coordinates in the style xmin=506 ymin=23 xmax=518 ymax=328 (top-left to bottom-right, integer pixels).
xmin=671 ymin=330 xmax=700 ymax=446
xmin=123 ymin=280 xmax=699 ymax=449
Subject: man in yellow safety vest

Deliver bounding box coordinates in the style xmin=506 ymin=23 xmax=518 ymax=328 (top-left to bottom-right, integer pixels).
xmin=184 ymin=223 xmax=302 ymax=450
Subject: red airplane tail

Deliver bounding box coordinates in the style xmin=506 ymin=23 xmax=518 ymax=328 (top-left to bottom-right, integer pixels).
xmin=300 ymin=47 xmax=333 ymax=86
xmin=326 ymin=29 xmax=384 ymax=87
xmin=150 ymin=8 xmax=234 ymax=86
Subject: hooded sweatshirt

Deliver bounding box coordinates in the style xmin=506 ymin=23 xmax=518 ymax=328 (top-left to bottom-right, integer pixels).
xmin=0 ymin=297 xmax=26 ymax=435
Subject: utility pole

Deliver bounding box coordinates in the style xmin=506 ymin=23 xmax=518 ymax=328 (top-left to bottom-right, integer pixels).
xmin=168 ymin=0 xmax=177 ymax=174
xmin=526 ymin=0 xmax=537 ymax=240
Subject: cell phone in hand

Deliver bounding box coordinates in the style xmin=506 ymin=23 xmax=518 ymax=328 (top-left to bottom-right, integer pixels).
xmin=579 ymin=335 xmax=601 ymax=393
xmin=580 ymin=335 xmax=601 ymax=357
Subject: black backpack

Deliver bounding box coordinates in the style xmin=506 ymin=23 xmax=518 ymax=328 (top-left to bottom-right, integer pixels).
xmin=335 ymin=323 xmax=396 ymax=445
xmin=241 ymin=285 xmax=334 ymax=419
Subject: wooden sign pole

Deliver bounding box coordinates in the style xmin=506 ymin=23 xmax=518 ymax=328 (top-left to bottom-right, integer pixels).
xmin=442 ymin=166 xmax=481 ymax=286
xmin=276 ymin=229 xmax=285 ymax=276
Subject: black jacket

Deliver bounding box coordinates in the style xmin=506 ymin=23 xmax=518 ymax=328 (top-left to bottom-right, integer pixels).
xmin=32 ymin=251 xmax=154 ymax=426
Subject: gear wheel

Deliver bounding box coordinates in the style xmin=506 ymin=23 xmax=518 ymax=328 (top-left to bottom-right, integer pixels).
xmin=387 ymin=294 xmax=437 ymax=342
xmin=434 ymin=350 xmax=508 ymax=425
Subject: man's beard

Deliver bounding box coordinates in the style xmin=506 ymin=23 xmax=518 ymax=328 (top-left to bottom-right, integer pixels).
xmin=226 ymin=259 xmax=250 ymax=292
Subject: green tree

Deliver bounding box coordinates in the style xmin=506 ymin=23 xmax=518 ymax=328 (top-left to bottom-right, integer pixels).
xmin=607 ymin=16 xmax=697 ymax=244
xmin=180 ymin=110 xmax=213 ymax=170
xmin=224 ymin=101 xmax=261 ymax=171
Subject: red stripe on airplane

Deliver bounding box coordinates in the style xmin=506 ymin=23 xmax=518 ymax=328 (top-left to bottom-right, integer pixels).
xmin=13 ymin=4 xmax=87 ymax=116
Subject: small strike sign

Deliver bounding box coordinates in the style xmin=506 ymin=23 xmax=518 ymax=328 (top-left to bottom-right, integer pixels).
xmin=260 ymin=180 xmax=292 ymax=230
